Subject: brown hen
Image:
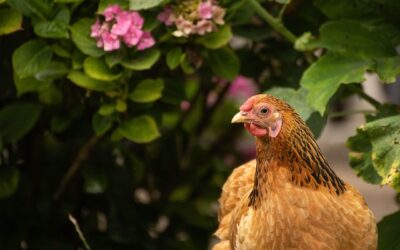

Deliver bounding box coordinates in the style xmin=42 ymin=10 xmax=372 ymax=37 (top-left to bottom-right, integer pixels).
xmin=213 ymin=94 xmax=377 ymax=250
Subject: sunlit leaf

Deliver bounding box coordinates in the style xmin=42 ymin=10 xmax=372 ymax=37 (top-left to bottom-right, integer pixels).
xmin=0 ymin=8 xmax=22 ymax=35
xmin=129 ymin=78 xmax=164 ymax=103
xmin=118 ymin=115 xmax=160 ymax=143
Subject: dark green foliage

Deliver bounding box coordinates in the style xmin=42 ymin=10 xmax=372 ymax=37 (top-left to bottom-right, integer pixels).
xmin=0 ymin=0 xmax=400 ymax=249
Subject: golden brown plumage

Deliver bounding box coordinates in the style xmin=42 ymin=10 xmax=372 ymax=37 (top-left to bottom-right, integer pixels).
xmin=214 ymin=94 xmax=377 ymax=250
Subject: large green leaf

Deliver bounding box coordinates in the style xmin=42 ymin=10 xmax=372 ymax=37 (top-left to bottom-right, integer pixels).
xmin=129 ymin=0 xmax=163 ymax=10
xmin=129 ymin=78 xmax=164 ymax=103
xmin=0 ymin=168 xmax=19 ymax=198
xmin=117 ymin=115 xmax=160 ymax=143
xmin=12 ymin=40 xmax=53 ymax=78
xmin=83 ymin=57 xmax=122 ymax=81
xmin=378 ymin=210 xmax=400 ymax=250
xmin=34 ymin=7 xmax=70 ymax=39
xmin=196 ymin=25 xmax=233 ymax=49
xmin=207 ymin=47 xmax=240 ymax=81
xmin=266 ymin=87 xmax=313 ymax=121
xmin=13 ymin=73 xmax=51 ymax=96
xmin=0 ymin=8 xmax=22 ymax=35
xmin=310 ymin=20 xmax=395 ymax=58
xmin=35 ymin=61 xmax=70 ymax=81
xmin=347 ymin=115 xmax=400 ymax=191
xmin=7 ymin=0 xmax=52 ymax=20
xmin=121 ymin=49 xmax=160 ymax=70
xmin=67 ymin=70 xmax=117 ymax=91
xmin=375 ymin=56 xmax=400 ymax=83
xmin=70 ymin=18 xmax=105 ymax=57
xmin=0 ymin=103 xmax=42 ymax=144
xmin=300 ymin=52 xmax=373 ymax=114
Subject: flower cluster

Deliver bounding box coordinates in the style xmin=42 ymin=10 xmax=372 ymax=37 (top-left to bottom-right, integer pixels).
xmin=158 ymin=0 xmax=225 ymax=37
xmin=227 ymin=75 xmax=258 ymax=102
xmin=91 ymin=5 xmax=155 ymax=51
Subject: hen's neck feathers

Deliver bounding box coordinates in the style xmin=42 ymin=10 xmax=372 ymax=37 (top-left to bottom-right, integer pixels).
xmin=249 ymin=107 xmax=346 ymax=208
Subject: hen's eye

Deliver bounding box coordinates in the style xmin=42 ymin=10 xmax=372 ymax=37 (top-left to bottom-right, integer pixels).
xmin=260 ymin=108 xmax=269 ymax=114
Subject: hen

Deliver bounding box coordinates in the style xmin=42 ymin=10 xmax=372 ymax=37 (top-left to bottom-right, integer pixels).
xmin=213 ymin=94 xmax=377 ymax=250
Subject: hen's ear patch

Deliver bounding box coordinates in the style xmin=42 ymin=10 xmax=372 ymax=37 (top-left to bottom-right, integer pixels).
xmin=268 ymin=119 xmax=282 ymax=138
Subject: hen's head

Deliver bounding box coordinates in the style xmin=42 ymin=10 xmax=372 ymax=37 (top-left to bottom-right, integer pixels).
xmin=231 ymin=94 xmax=296 ymax=138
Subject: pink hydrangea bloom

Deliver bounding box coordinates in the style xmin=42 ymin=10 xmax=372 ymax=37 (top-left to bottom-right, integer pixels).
xmin=157 ymin=6 xmax=174 ymax=26
xmin=198 ymin=1 xmax=213 ymax=19
xmin=123 ymin=26 xmax=143 ymax=47
xmin=228 ymin=75 xmax=258 ymax=101
xmin=101 ymin=31 xmax=120 ymax=51
xmin=194 ymin=20 xmax=213 ymax=35
xmin=103 ymin=4 xmax=122 ymax=21
xmin=111 ymin=11 xmax=132 ymax=36
xmin=137 ymin=32 xmax=156 ymax=50
xmin=159 ymin=1 xmax=225 ymax=37
xmin=91 ymin=4 xmax=155 ymax=52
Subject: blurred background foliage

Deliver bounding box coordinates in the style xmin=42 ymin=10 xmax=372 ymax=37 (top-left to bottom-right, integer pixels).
xmin=0 ymin=0 xmax=400 ymax=249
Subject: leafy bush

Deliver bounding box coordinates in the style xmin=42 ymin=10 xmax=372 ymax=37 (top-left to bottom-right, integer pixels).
xmin=0 ymin=0 xmax=399 ymax=249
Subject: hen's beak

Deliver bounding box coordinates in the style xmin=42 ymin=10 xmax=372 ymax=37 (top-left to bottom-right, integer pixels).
xmin=231 ymin=112 xmax=248 ymax=123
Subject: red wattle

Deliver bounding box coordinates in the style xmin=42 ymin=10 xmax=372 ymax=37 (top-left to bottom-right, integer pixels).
xmin=244 ymin=123 xmax=267 ymax=137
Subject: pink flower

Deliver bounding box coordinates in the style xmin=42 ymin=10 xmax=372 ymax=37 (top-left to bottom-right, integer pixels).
xmin=180 ymin=101 xmax=191 ymax=111
xmin=137 ymin=32 xmax=155 ymax=50
xmin=228 ymin=76 xmax=258 ymax=101
xmin=91 ymin=4 xmax=155 ymax=51
xmin=130 ymin=11 xmax=144 ymax=29
xmin=157 ymin=6 xmax=174 ymax=26
xmin=212 ymin=6 xmax=225 ymax=25
xmin=103 ymin=4 xmax=122 ymax=21
xmin=198 ymin=1 xmax=213 ymax=19
xmin=194 ymin=19 xmax=213 ymax=35
xmin=101 ymin=31 xmax=120 ymax=51
xmin=111 ymin=11 xmax=132 ymax=36
xmin=175 ymin=18 xmax=194 ymax=36
xmin=91 ymin=19 xmax=102 ymax=37
xmin=123 ymin=26 xmax=143 ymax=47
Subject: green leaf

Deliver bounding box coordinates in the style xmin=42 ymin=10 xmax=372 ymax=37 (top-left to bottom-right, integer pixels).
xmin=207 ymin=47 xmax=240 ymax=80
xmin=67 ymin=70 xmax=117 ymax=91
xmin=98 ymin=0 xmax=129 ymax=12
xmin=35 ymin=61 xmax=70 ymax=81
xmin=129 ymin=0 xmax=163 ymax=10
xmin=83 ymin=56 xmax=122 ymax=81
xmin=7 ymin=0 xmax=52 ymax=20
xmin=375 ymin=56 xmax=400 ymax=83
xmin=196 ymin=25 xmax=233 ymax=49
xmin=166 ymin=47 xmax=183 ymax=70
xmin=121 ymin=48 xmax=160 ymax=70
xmin=12 ymin=40 xmax=53 ymax=78
xmin=378 ymin=210 xmax=400 ymax=250
xmin=266 ymin=87 xmax=313 ymax=121
xmin=92 ymin=113 xmax=113 ymax=136
xmin=98 ymin=103 xmax=115 ymax=116
xmin=129 ymin=78 xmax=164 ymax=103
xmin=117 ymin=115 xmax=160 ymax=143
xmin=13 ymin=73 xmax=51 ymax=96
xmin=0 ymin=103 xmax=42 ymax=144
xmin=70 ymin=18 xmax=105 ymax=57
xmin=34 ymin=7 xmax=70 ymax=39
xmin=38 ymin=84 xmax=63 ymax=105
xmin=311 ymin=20 xmax=396 ymax=58
xmin=347 ymin=115 xmax=400 ymax=191
xmin=0 ymin=8 xmax=22 ymax=35
xmin=0 ymin=168 xmax=19 ymax=198
xmin=300 ymin=52 xmax=373 ymax=114
xmin=50 ymin=115 xmax=71 ymax=133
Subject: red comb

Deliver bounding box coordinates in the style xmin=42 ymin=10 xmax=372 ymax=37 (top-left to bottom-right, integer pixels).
xmin=240 ymin=96 xmax=255 ymax=112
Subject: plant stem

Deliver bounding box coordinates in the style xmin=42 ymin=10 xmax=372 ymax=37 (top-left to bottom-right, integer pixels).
xmin=53 ymin=135 xmax=100 ymax=199
xmin=69 ymin=214 xmax=91 ymax=250
xmin=329 ymin=109 xmax=376 ymax=118
xmin=248 ymin=0 xmax=297 ymax=43
xmin=349 ymin=85 xmax=382 ymax=109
